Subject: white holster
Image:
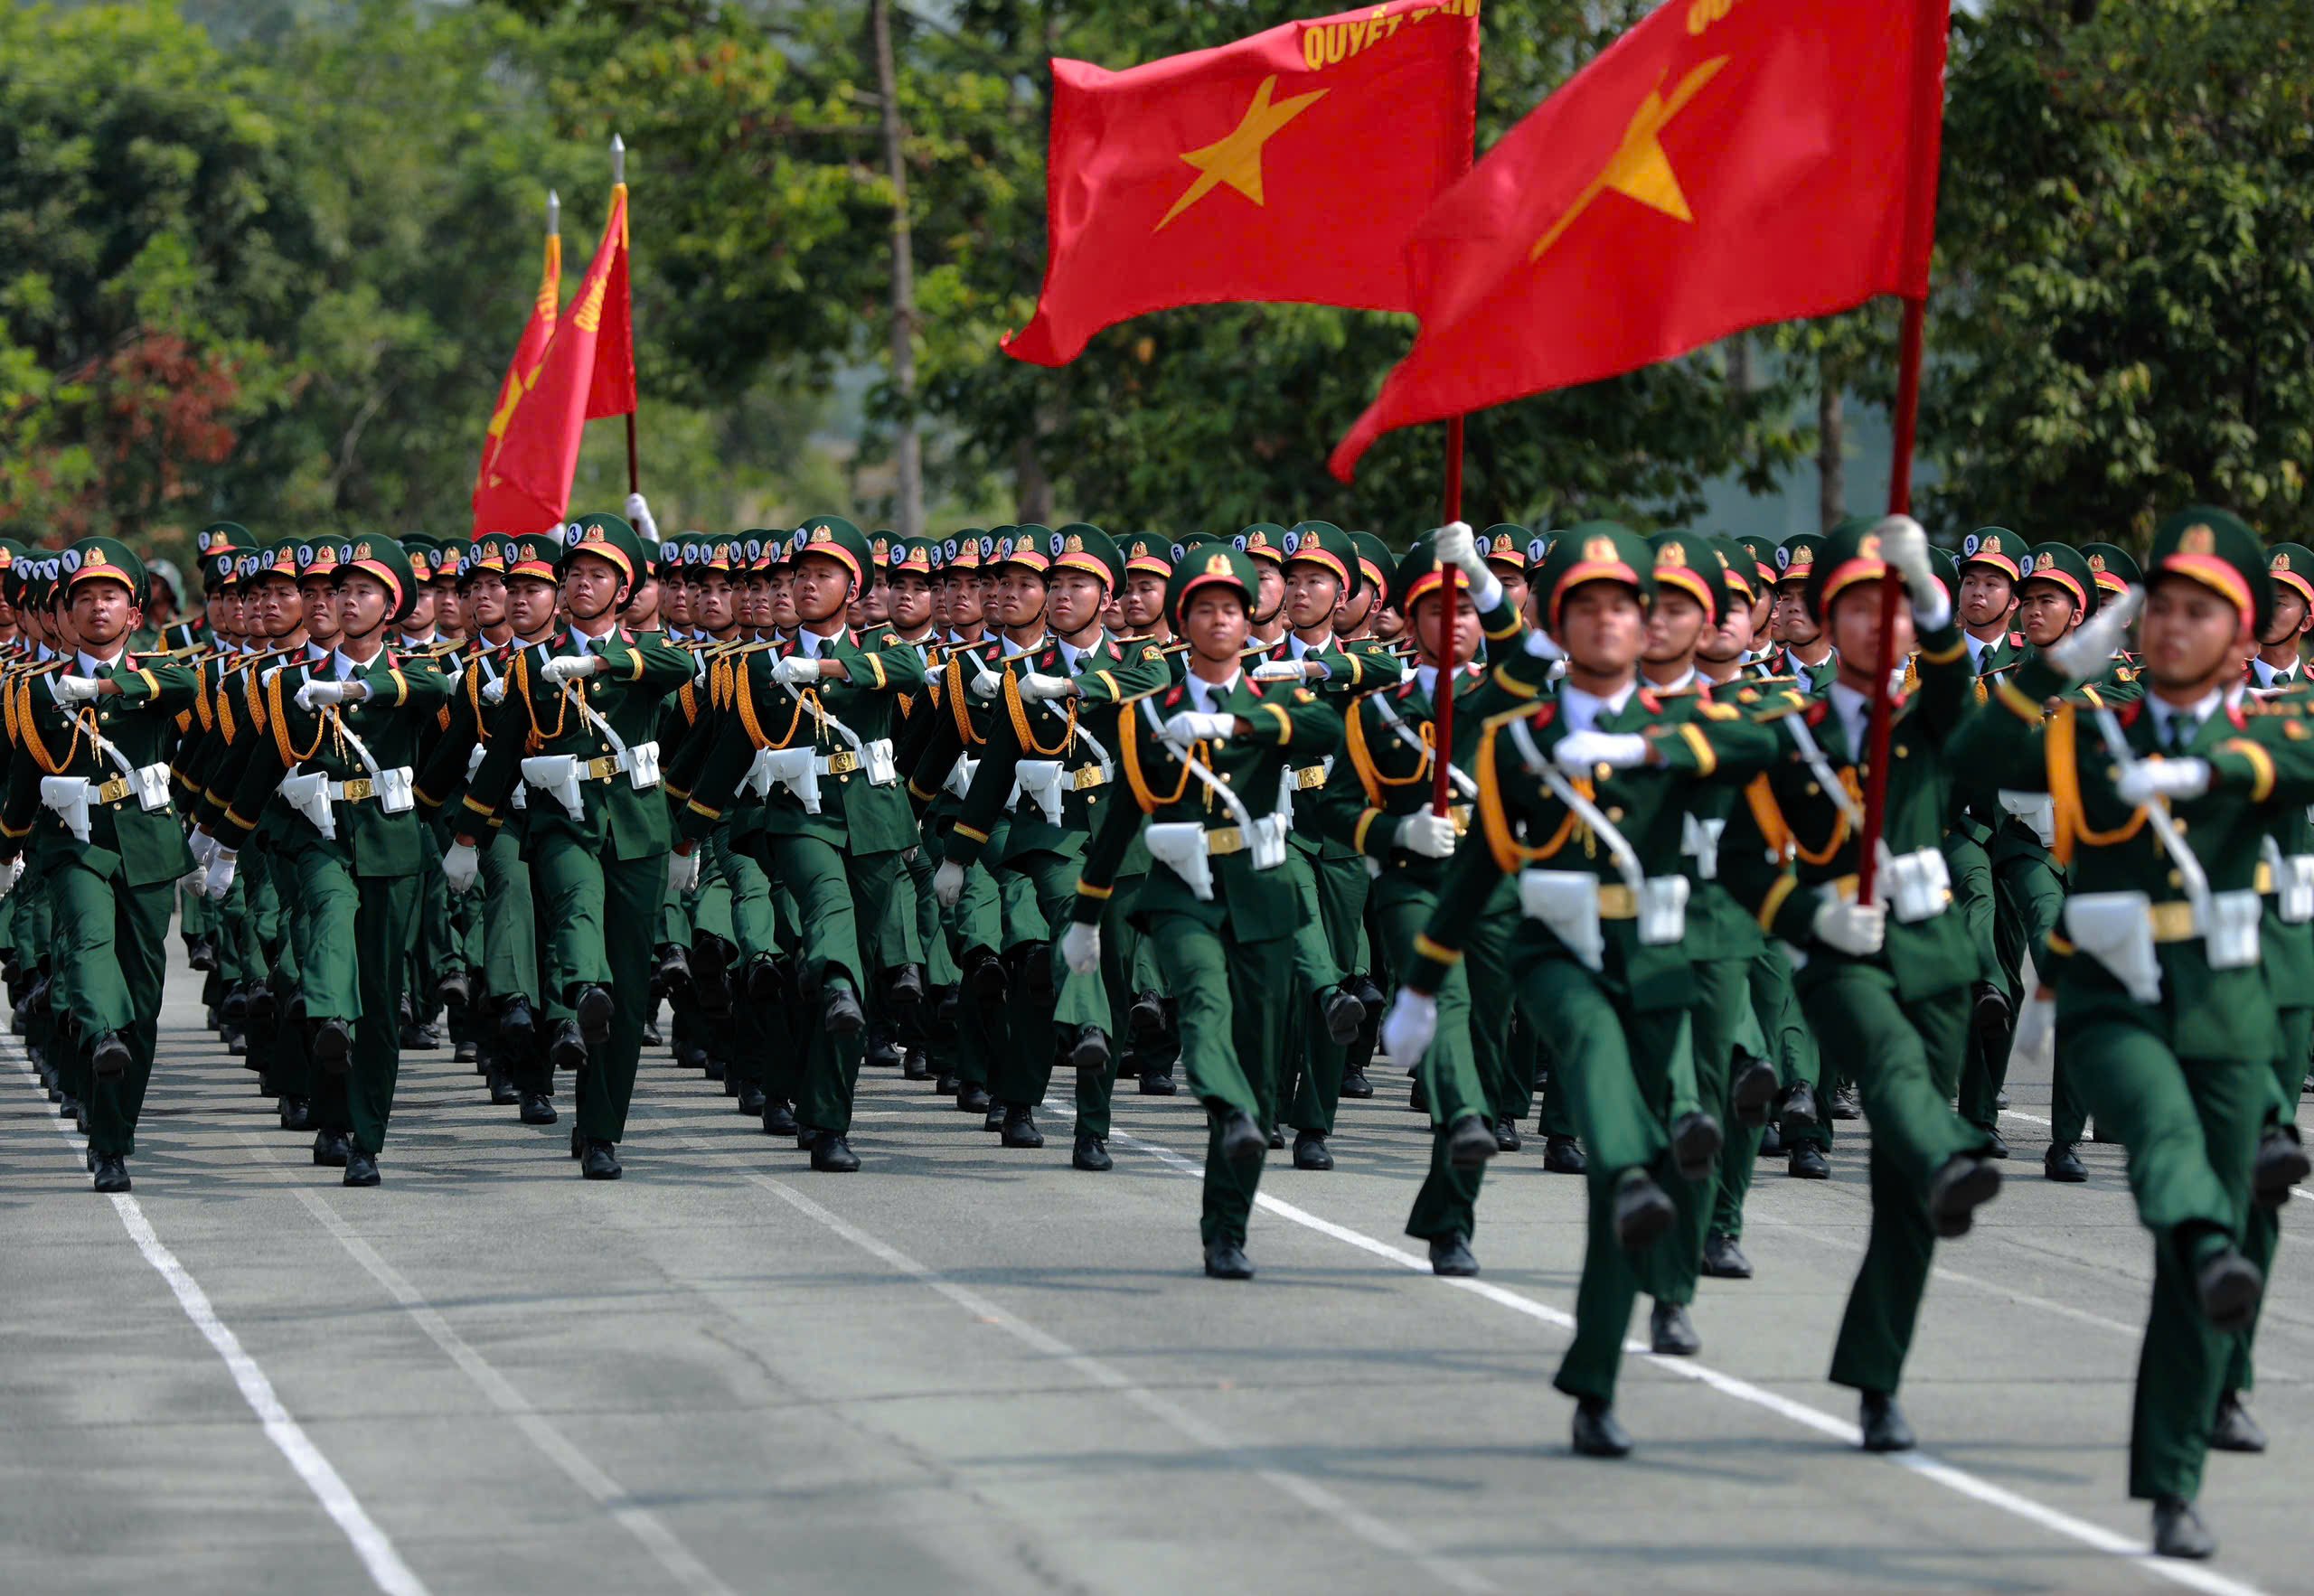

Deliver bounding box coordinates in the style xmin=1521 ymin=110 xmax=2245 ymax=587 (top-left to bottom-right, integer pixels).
xmin=1998 ymin=790 xmax=2058 ymax=849
xmin=1881 ymin=845 xmax=1952 ymax=925
xmin=1242 ymin=812 xmax=1290 ymax=871
xmin=374 ymin=766 xmax=415 ymax=815
xmin=2205 ymin=889 xmax=2262 ymax=971
xmin=944 ymin=756 xmax=979 ymax=802
xmin=37 ymin=777 xmax=92 ymax=843
xmin=858 ymin=737 xmax=898 ymax=787
xmin=277 ymin=771 xmax=336 ymax=840
xmin=519 ymin=756 xmax=588 ymax=821
xmin=1519 ymin=869 xmax=1605 ymax=972
xmin=1144 ymin=822 xmax=1215 ymax=901
xmin=747 ymin=746 xmax=823 ymax=813
xmin=1013 ymin=760 xmax=1066 ymax=826
xmin=130 ymin=762 xmax=173 ymax=814
xmin=2064 ymin=891 xmax=2162 ymax=1004
xmin=1638 ymin=874 xmax=1690 ymax=946
xmin=622 ymin=739 xmax=663 ymax=792
xmin=2262 ymin=836 xmax=2314 ymax=925
xmin=1680 ymin=813 xmax=1726 ymax=880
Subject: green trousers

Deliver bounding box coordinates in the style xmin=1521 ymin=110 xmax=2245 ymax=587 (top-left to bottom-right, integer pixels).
xmin=1800 ymin=971 xmax=1979 ymax=1396
xmin=762 ymin=834 xmax=904 ymax=1135
xmin=1369 ymin=880 xmax=1490 ymax=1244
xmin=53 ymin=861 xmax=173 ymax=1158
xmin=1752 ymin=944 xmax=1829 ymax=1150
xmin=1664 ymin=953 xmax=1754 ymax=1299
xmin=1962 ymin=850 xmax=2071 ymax=1133
xmin=1277 ymin=850 xmax=1347 ymax=1136
xmin=906 ymin=845 xmax=960 ymax=986
xmin=530 ymin=836 xmax=663 ymax=1143
xmin=2227 ymin=1002 xmax=2310 ymax=1402
xmin=1710 ymin=983 xmax=1773 ymax=1238
xmin=2065 ymin=1009 xmax=2269 ymax=1501
xmin=296 ymin=853 xmax=418 ymax=1158
xmin=1510 ymin=956 xmax=1688 ymax=1404
xmin=1143 ymin=910 xmax=1290 ymax=1247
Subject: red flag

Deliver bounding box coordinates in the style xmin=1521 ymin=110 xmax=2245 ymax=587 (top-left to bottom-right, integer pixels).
xmin=1002 ymin=0 xmax=1481 ymax=368
xmin=473 ymin=186 xmax=628 ymax=536
xmin=1331 ymin=0 xmax=1949 ymax=480
xmin=584 ymin=183 xmax=635 ymax=420
xmin=472 ymin=227 xmax=560 ymax=513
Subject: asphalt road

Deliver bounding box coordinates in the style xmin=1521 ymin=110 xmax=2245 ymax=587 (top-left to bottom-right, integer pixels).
xmin=4 ymin=944 xmax=2309 ymax=1596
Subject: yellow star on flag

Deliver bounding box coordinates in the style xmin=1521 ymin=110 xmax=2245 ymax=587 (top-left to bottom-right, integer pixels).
xmin=1155 ymin=74 xmax=1330 ymax=233
xmin=1530 ymin=55 xmax=1729 ymax=262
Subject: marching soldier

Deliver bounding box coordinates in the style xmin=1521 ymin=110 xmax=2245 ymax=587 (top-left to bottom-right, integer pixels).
xmin=1952 ymin=508 xmax=2312 ymax=1558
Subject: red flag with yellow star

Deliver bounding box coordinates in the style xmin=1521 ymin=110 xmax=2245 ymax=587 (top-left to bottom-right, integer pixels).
xmin=1002 ymin=0 xmax=1482 ymax=368
xmin=472 ymin=225 xmax=560 ymax=512
xmin=1330 ymin=0 xmax=1950 ymax=480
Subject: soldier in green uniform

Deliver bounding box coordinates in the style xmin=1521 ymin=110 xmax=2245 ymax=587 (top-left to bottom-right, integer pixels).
xmin=1314 ymin=523 xmax=1525 ymax=1272
xmin=452 ymin=514 xmax=691 ymax=1179
xmin=0 ymin=539 xmax=196 ymax=1192
xmin=1949 ymin=527 xmax=2027 ymax=1091
xmin=1066 ymin=546 xmax=1341 ymax=1278
xmin=935 ymin=524 xmax=1171 ymax=1167
xmin=1641 ymin=515 xmax=2007 ymax=1454
xmin=671 ymin=516 xmax=927 ymax=1171
xmin=1383 ymin=522 xmax=1729 ymax=1452
xmin=1768 ymin=532 xmax=1839 ymax=693
xmin=1953 ymin=509 xmax=2313 ymax=1559
xmin=201 ymin=536 xmax=450 ymax=1186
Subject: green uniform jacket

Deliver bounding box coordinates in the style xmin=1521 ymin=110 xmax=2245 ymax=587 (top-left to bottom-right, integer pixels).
xmin=0 ymin=653 xmax=197 ymax=886
xmin=1951 ymin=654 xmax=2314 ymax=1061
xmin=463 ymin=627 xmax=694 ymax=861
xmin=1070 ymin=672 xmax=1342 ymax=943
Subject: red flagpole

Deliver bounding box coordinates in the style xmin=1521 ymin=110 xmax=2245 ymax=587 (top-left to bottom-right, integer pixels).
xmin=1432 ymin=416 xmax=1463 ymax=817
xmin=1855 ymin=293 xmax=1927 ymax=906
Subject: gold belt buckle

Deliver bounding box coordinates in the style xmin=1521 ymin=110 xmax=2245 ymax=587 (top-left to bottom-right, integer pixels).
xmin=1449 ymin=803 xmax=1472 ymax=834
xmin=340 ymin=777 xmax=374 ymax=803
xmin=2256 ymin=860 xmax=2276 ymax=896
xmin=1595 ymin=882 xmax=1638 ymax=919
xmin=825 ymin=750 xmax=861 ymax=776
xmin=94 ymin=776 xmax=131 ymax=804
xmin=2149 ymin=899 xmax=2197 ymax=942
xmin=1207 ymin=825 xmax=1246 ymax=856
xmin=1070 ymin=765 xmax=1107 ymax=791
xmin=586 ymin=755 xmax=622 ymax=781
xmin=1293 ymin=765 xmax=1328 ymax=790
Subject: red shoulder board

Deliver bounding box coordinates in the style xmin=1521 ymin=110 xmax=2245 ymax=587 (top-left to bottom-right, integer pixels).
xmin=1528 ymin=701 xmax=1557 ymax=731
xmin=1245 ymin=675 xmax=1267 ymax=699
xmin=1804 ymin=700 xmax=1830 ymax=728
xmin=1162 ymin=685 xmax=1184 ymax=709
xmin=1637 ymin=688 xmax=1661 ymax=715
xmin=1396 ymin=678 xmax=1419 ymax=700
xmin=2008 ymin=632 xmax=2025 ymax=647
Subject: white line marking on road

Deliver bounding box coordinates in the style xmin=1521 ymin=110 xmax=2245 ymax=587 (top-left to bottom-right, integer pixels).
xmin=2004 ymin=1104 xmax=2314 ymax=1205
xmin=1061 ymin=1102 xmax=2268 ymax=1596
xmin=654 ymin=1114 xmax=1494 ymax=1595
xmin=239 ymin=1135 xmax=738 ymax=1596
xmin=5 ymin=1047 xmax=428 ymax=1596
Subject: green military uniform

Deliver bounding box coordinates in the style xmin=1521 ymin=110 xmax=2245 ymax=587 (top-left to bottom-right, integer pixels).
xmin=0 ymin=539 xmax=196 ymax=1191
xmin=1651 ymin=516 xmax=2004 ymax=1450
xmin=1951 ymin=510 xmax=2312 ymax=1558
xmin=459 ymin=516 xmax=692 ymax=1178
xmin=1068 ymin=547 xmax=1341 ymax=1275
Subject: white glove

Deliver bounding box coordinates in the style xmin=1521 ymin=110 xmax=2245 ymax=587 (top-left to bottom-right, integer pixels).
xmin=625 ymin=491 xmax=659 ymax=545
xmin=2013 ymin=990 xmax=2055 ymax=1062
xmin=1016 ymin=671 xmax=1076 ymax=700
xmin=969 ymin=666 xmax=1004 ymax=699
xmin=1380 ymin=988 xmax=1438 ymax=1066
xmin=203 ymin=850 xmax=239 ymax=902
xmin=179 ymin=867 xmax=205 ymax=892
xmin=2047 ymin=586 xmax=2144 ymax=680
xmin=1873 ymin=514 xmax=1949 ymax=631
xmin=774 ymin=655 xmax=823 ymax=687
xmin=188 ymin=829 xmax=218 ymax=867
xmin=295 ymin=680 xmax=348 ymax=711
xmin=2115 ymin=756 xmax=2211 ymax=806
xmin=440 ymin=840 xmax=480 ymax=895
xmin=482 ymin=677 xmax=509 ymax=704
xmin=1250 ymin=660 xmax=1307 ymax=682
xmin=1522 ymin=628 xmax=1566 ymax=662
xmin=1428 ymin=519 xmax=1502 ymax=610
xmin=0 ymin=856 xmax=23 ymax=899
xmin=1811 ymin=897 xmax=1886 ymax=956
xmin=1061 ymin=921 xmax=1101 ymax=975
xmin=1162 ymin=710 xmax=1236 ymax=745
xmin=1553 ymin=730 xmax=1650 ymax=774
xmin=51 ymin=675 xmax=101 ymax=705
xmin=933 ymin=859 xmax=966 ymax=908
xmin=541 ymin=654 xmax=597 ymax=685
xmin=667 ymin=849 xmax=699 ymax=897
xmin=1395 ymin=810 xmax=1458 ymax=859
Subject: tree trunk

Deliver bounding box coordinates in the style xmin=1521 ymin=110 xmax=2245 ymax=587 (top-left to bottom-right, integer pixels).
xmin=870 ymin=0 xmax=922 ymax=540
xmin=1817 ymin=361 xmax=1845 ymax=532
xmin=1013 ymin=427 xmax=1052 ymax=525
